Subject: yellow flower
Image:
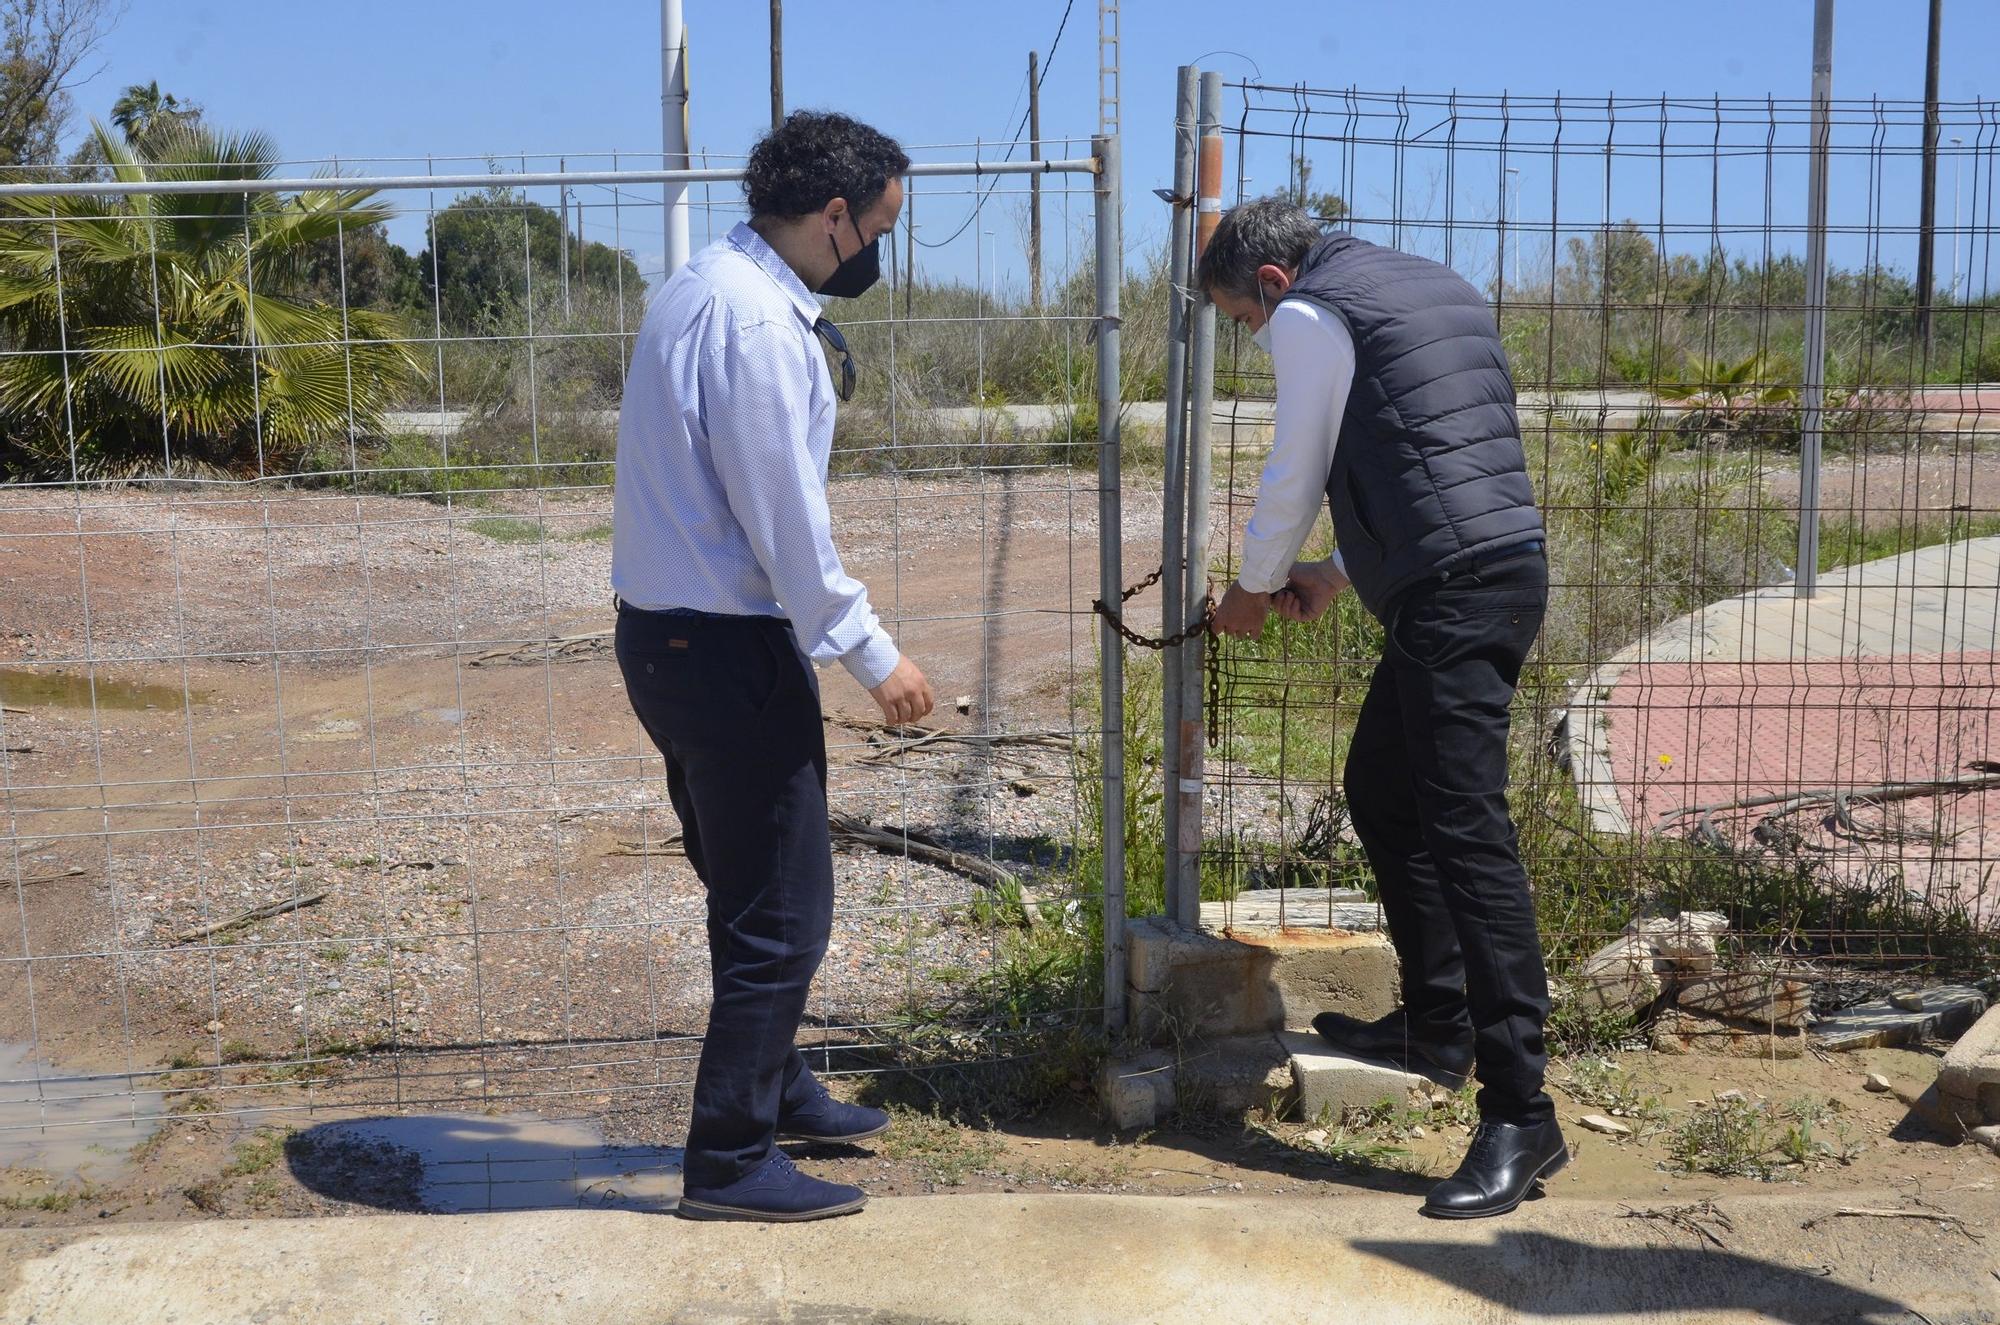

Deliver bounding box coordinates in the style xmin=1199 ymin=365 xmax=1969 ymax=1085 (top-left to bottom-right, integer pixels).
xmin=1658 ymin=754 xmax=1674 ymax=768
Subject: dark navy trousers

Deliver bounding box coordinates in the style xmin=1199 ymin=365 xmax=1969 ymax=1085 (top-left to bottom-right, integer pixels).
xmin=615 ymin=605 xmax=830 ymax=1187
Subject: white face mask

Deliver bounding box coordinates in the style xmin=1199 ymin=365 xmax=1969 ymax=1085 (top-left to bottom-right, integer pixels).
xmin=1250 ymin=284 xmax=1274 ymax=353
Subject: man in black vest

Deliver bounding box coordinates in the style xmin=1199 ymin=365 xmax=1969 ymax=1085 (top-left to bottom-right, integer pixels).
xmin=1203 ymin=198 xmax=1564 ymax=1219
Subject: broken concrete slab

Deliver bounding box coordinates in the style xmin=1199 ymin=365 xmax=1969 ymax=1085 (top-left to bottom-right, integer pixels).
xmin=1575 ymin=934 xmax=1671 ymax=1015
xmin=1650 ymin=1007 xmax=1805 ymax=1059
xmin=1674 ymin=971 xmax=1814 ymax=1030
xmin=1626 ymin=912 xmax=1729 ymax=973
xmin=1938 ymin=1004 xmax=2000 ymax=1125
xmin=1811 ymin=986 xmax=1990 ymax=1053
xmin=1279 ymin=1029 xmax=1431 ymax=1121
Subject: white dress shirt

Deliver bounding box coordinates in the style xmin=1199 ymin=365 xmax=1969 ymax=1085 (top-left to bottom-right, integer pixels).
xmin=1236 ymin=299 xmax=1357 ymax=595
xmin=611 ymin=222 xmax=901 ymax=690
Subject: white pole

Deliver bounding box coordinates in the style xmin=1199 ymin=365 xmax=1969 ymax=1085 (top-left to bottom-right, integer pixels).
xmin=662 ymin=0 xmax=691 ymax=277
xmin=1951 ymin=135 xmax=1964 ymax=300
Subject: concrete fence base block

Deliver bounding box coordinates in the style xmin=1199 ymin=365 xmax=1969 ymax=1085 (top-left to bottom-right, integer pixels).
xmin=1279 ymin=1030 xmax=1431 ymax=1122
xmin=1938 ymin=1005 xmax=2000 ymax=1125
xmin=1098 ymin=1050 xmax=1176 ymax=1130
xmin=1177 ymin=1034 xmax=1297 ymax=1117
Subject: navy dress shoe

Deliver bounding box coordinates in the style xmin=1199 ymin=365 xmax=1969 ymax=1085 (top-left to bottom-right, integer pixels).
xmin=677 ymin=1151 xmax=867 ymax=1223
xmin=1421 ymin=1118 xmax=1568 ymax=1219
xmin=778 ymin=1083 xmax=891 ymax=1145
xmin=1311 ymin=1008 xmax=1475 ymax=1087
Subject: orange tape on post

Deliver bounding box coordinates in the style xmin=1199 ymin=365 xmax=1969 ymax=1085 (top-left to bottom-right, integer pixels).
xmin=1196 ymin=132 xmax=1224 ymax=253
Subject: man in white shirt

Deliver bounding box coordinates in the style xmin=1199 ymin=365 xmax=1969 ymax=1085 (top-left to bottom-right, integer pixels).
xmin=1203 ymin=199 xmax=1560 ymax=1220
xmin=611 ymin=111 xmax=933 ymax=1222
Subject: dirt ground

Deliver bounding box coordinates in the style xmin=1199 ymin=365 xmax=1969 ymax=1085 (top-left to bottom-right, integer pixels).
xmin=1 ymin=1036 xmax=1993 ymax=1227
xmin=0 ymin=475 xmax=1164 ymax=1184
xmin=4 ymin=474 xmax=1998 ymax=1233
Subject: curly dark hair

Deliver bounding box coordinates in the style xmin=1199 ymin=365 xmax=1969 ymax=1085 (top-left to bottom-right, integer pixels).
xmin=743 ymin=111 xmax=909 ymax=220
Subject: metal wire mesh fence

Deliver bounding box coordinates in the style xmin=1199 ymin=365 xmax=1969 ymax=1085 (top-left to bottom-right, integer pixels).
xmin=1172 ymin=78 xmax=2000 ymax=1031
xmin=0 ymin=140 xmax=1129 ymax=1170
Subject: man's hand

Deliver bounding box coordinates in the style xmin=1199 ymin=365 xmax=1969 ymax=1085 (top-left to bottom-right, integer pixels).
xmin=1212 ymin=582 xmax=1272 ymax=640
xmin=1273 ymin=559 xmax=1349 ymax=623
xmin=869 ymin=655 xmax=935 ymax=725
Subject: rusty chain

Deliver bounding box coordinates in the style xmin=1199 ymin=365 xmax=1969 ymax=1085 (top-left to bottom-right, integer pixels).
xmin=1091 ymin=565 xmax=1223 ymax=747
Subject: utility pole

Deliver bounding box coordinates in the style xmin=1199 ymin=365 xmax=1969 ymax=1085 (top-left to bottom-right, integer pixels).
xmin=769 ymin=0 xmax=784 ymax=129
xmin=1915 ymin=0 xmax=1943 ymax=346
xmin=661 ymin=0 xmax=691 ymax=278
xmin=1029 ymin=50 xmax=1044 ymax=311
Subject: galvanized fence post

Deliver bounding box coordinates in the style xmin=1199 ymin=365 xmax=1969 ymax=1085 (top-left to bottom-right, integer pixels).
xmin=1094 ymin=133 xmax=1129 ymax=1032
xmin=1173 ymin=71 xmax=1224 ymax=928
xmin=1160 ymin=66 xmax=1200 ymax=922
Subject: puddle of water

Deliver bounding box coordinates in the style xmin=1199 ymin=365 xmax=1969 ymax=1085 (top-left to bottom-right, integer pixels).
xmin=0 ymin=667 xmax=206 ymax=711
xmin=311 ymin=1113 xmax=681 ymax=1214
xmin=0 ymin=1042 xmax=164 ymax=1186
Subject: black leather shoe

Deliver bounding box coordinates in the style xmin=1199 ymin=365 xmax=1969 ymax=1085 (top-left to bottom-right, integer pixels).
xmin=1311 ymin=1009 xmax=1474 ymax=1088
xmin=1422 ymin=1118 xmax=1568 ymax=1219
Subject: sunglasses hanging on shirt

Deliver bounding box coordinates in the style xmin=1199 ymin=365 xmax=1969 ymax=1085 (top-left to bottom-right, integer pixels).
xmin=813 ymin=317 xmax=858 ymax=403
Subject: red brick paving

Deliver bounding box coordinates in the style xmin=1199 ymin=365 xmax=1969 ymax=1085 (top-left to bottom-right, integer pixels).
xmin=1605 ymin=651 xmax=2000 ymax=919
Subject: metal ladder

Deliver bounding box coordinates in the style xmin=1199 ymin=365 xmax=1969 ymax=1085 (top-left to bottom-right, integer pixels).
xmin=1097 ymin=0 xmax=1121 ymax=138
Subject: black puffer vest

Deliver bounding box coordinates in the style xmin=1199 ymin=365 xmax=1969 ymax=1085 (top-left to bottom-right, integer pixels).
xmin=1280 ymin=233 xmax=1544 ymax=617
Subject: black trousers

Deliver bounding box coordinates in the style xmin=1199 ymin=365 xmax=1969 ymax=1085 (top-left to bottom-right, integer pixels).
xmin=615 ymin=606 xmax=830 ymax=1188
xmin=1342 ymin=551 xmax=1554 ymax=1123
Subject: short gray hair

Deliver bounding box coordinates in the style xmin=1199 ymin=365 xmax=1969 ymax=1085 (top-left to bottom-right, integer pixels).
xmin=1196 ymin=197 xmax=1325 ymax=297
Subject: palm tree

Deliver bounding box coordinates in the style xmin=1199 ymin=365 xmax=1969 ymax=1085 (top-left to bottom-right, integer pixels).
xmin=109 ymin=81 xmax=195 ymax=152
xmin=0 ymin=121 xmax=427 ymax=479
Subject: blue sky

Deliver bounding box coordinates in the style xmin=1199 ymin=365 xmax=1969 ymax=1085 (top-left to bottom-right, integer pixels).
xmin=74 ymin=2 xmax=1999 ymax=290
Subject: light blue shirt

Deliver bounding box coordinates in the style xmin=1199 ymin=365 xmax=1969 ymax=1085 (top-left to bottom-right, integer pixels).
xmin=611 ymin=222 xmax=901 ymax=690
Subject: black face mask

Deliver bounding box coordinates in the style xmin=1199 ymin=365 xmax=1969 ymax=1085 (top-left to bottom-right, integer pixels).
xmin=818 ymin=211 xmax=881 ymax=299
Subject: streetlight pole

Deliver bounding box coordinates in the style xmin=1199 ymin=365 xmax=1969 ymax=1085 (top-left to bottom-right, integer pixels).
xmin=661 ymin=0 xmax=691 ymax=277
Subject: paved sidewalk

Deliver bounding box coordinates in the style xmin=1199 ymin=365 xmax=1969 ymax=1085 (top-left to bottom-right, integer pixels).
xmin=1565 ymin=538 xmax=2000 ymax=916
xmin=5 ymin=1189 xmax=1996 ymax=1324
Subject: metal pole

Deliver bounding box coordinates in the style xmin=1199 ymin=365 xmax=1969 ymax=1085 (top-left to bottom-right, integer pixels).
xmin=1029 ymin=51 xmax=1044 ymax=313
xmin=769 ymin=0 xmax=784 ymax=129
xmin=905 ymin=179 xmax=916 ymax=320
xmin=1915 ymin=0 xmax=1943 ymax=347
xmin=1952 ymin=137 xmax=1964 ymax=300
xmin=1093 ymin=134 xmax=1128 ymax=1033
xmin=1505 ymin=166 xmax=1521 ymax=285
xmin=1174 ymin=71 xmax=1223 ymax=928
xmin=1159 ymin=66 xmax=1198 ymax=927
xmin=661 ymin=0 xmax=691 ymax=277
xmin=559 ymin=159 xmax=571 ymax=319
xmin=1796 ymin=0 xmax=1834 ymax=598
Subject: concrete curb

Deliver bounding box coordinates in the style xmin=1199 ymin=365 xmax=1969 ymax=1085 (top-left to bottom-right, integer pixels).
xmin=5 ymin=1190 xmax=1997 ymax=1324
